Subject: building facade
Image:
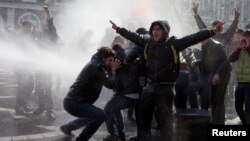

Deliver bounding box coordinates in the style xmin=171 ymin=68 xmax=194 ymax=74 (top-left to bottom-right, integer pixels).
xmin=175 ymin=0 xmax=250 ymax=30
xmin=0 ymin=0 xmax=67 ymax=31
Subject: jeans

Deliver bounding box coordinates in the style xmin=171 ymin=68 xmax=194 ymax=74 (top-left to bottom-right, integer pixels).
xmin=104 ymin=95 xmax=137 ymax=135
xmin=186 ymin=79 xmax=202 ymax=109
xmin=175 ymin=71 xmax=190 ymax=109
xmin=63 ymin=96 xmax=106 ymax=141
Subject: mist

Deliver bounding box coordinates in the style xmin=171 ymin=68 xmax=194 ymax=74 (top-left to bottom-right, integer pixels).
xmin=0 ymin=0 xmax=198 ymax=93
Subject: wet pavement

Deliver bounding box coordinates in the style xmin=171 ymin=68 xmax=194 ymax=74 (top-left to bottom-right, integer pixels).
xmin=0 ymin=62 xmax=241 ymax=141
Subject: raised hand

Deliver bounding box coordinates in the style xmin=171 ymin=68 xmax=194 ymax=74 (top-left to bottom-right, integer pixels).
xmin=110 ymin=20 xmax=118 ymax=30
xmin=212 ymin=21 xmax=225 ymax=34
xmin=234 ymin=7 xmax=240 ymax=20
xmin=43 ymin=4 xmax=50 ymax=18
xmin=192 ymin=2 xmax=199 ymax=15
xmin=212 ymin=73 xmax=220 ymax=85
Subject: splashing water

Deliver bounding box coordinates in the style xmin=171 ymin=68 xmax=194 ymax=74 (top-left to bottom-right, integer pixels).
xmin=0 ymin=0 xmax=198 ymax=97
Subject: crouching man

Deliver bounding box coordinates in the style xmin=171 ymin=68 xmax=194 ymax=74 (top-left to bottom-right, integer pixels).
xmin=60 ymin=47 xmax=121 ymax=141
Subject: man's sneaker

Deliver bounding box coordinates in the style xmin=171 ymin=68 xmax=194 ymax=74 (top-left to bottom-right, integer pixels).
xmin=103 ymin=134 xmax=118 ymax=141
xmin=32 ymin=108 xmax=45 ymax=115
xmin=15 ymin=108 xmax=27 ymax=116
xmin=118 ymin=132 xmax=126 ymax=141
xmin=45 ymin=111 xmax=55 ymax=121
xmin=60 ymin=125 xmax=74 ymax=137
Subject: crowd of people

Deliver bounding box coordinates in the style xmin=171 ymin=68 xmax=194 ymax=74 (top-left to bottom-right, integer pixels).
xmin=1 ymin=2 xmax=250 ymax=141
xmin=60 ymin=2 xmax=250 ymax=141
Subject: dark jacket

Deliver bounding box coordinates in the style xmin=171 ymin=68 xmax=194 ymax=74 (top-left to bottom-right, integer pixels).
xmin=201 ymin=39 xmax=231 ymax=76
xmin=117 ymin=20 xmax=215 ymax=83
xmin=115 ymin=62 xmax=142 ymax=95
xmin=68 ymin=54 xmax=117 ymax=104
xmin=45 ymin=18 xmax=58 ymax=43
xmin=194 ymin=15 xmax=231 ymax=77
xmin=113 ymin=47 xmax=142 ymax=95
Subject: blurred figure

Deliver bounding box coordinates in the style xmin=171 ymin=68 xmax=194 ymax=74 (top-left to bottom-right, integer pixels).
xmin=174 ymin=52 xmax=191 ymax=110
xmin=192 ymin=3 xmax=239 ymax=124
xmin=32 ymin=4 xmax=58 ymax=120
xmin=226 ymin=29 xmax=244 ymax=100
xmin=14 ymin=18 xmax=37 ymax=116
xmin=184 ymin=48 xmax=203 ymax=109
xmin=125 ymin=27 xmax=149 ymax=141
xmin=103 ymin=43 xmax=143 ymax=141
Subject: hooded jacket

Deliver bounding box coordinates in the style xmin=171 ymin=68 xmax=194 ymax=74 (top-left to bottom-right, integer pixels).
xmin=68 ymin=54 xmax=117 ymax=104
xmin=117 ymin=20 xmax=215 ymax=84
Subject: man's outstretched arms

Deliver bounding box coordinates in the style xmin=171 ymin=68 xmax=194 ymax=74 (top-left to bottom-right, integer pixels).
xmin=110 ymin=20 xmax=148 ymax=47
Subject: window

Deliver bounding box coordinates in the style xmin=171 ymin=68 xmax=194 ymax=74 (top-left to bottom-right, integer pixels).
xmin=22 ymin=0 xmax=37 ymax=2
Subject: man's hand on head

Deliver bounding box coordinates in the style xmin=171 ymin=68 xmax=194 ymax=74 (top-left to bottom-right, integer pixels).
xmin=111 ymin=59 xmax=121 ymax=72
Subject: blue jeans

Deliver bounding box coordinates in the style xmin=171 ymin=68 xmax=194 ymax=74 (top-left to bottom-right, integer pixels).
xmin=104 ymin=95 xmax=137 ymax=135
xmin=175 ymin=71 xmax=190 ymax=109
xmin=186 ymin=79 xmax=202 ymax=109
xmin=63 ymin=96 xmax=106 ymax=141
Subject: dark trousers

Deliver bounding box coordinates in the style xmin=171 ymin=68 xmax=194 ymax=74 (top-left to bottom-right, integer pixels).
xmin=104 ymin=95 xmax=137 ymax=135
xmin=139 ymin=83 xmax=174 ymax=141
xmin=174 ymin=71 xmax=190 ymax=109
xmin=63 ymin=97 xmax=106 ymax=141
xmin=235 ymin=83 xmax=250 ymax=125
xmin=201 ymin=73 xmax=230 ymax=124
xmin=185 ymin=79 xmax=202 ymax=109
xmin=15 ymin=70 xmax=34 ymax=111
xmin=34 ymin=72 xmax=53 ymax=112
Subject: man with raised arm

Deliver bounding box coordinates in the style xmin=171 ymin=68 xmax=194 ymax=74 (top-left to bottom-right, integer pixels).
xmin=192 ymin=3 xmax=240 ymax=124
xmin=110 ymin=18 xmax=224 ymax=141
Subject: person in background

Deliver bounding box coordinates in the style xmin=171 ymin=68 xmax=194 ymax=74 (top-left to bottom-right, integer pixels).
xmin=32 ymin=4 xmax=58 ymax=120
xmin=229 ymin=30 xmax=250 ymax=125
xmin=192 ymin=2 xmax=239 ymax=124
xmin=103 ymin=43 xmax=142 ymax=141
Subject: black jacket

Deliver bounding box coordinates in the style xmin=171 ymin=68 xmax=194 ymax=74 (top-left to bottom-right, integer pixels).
xmin=112 ymin=47 xmax=142 ymax=95
xmin=68 ymin=54 xmax=117 ymax=104
xmin=117 ymin=21 xmax=215 ymax=83
xmin=114 ymin=62 xmax=142 ymax=95
xmin=201 ymin=39 xmax=231 ymax=76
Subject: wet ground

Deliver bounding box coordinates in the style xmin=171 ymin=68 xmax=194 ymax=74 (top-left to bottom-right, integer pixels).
xmin=0 ymin=61 xmax=241 ymax=141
